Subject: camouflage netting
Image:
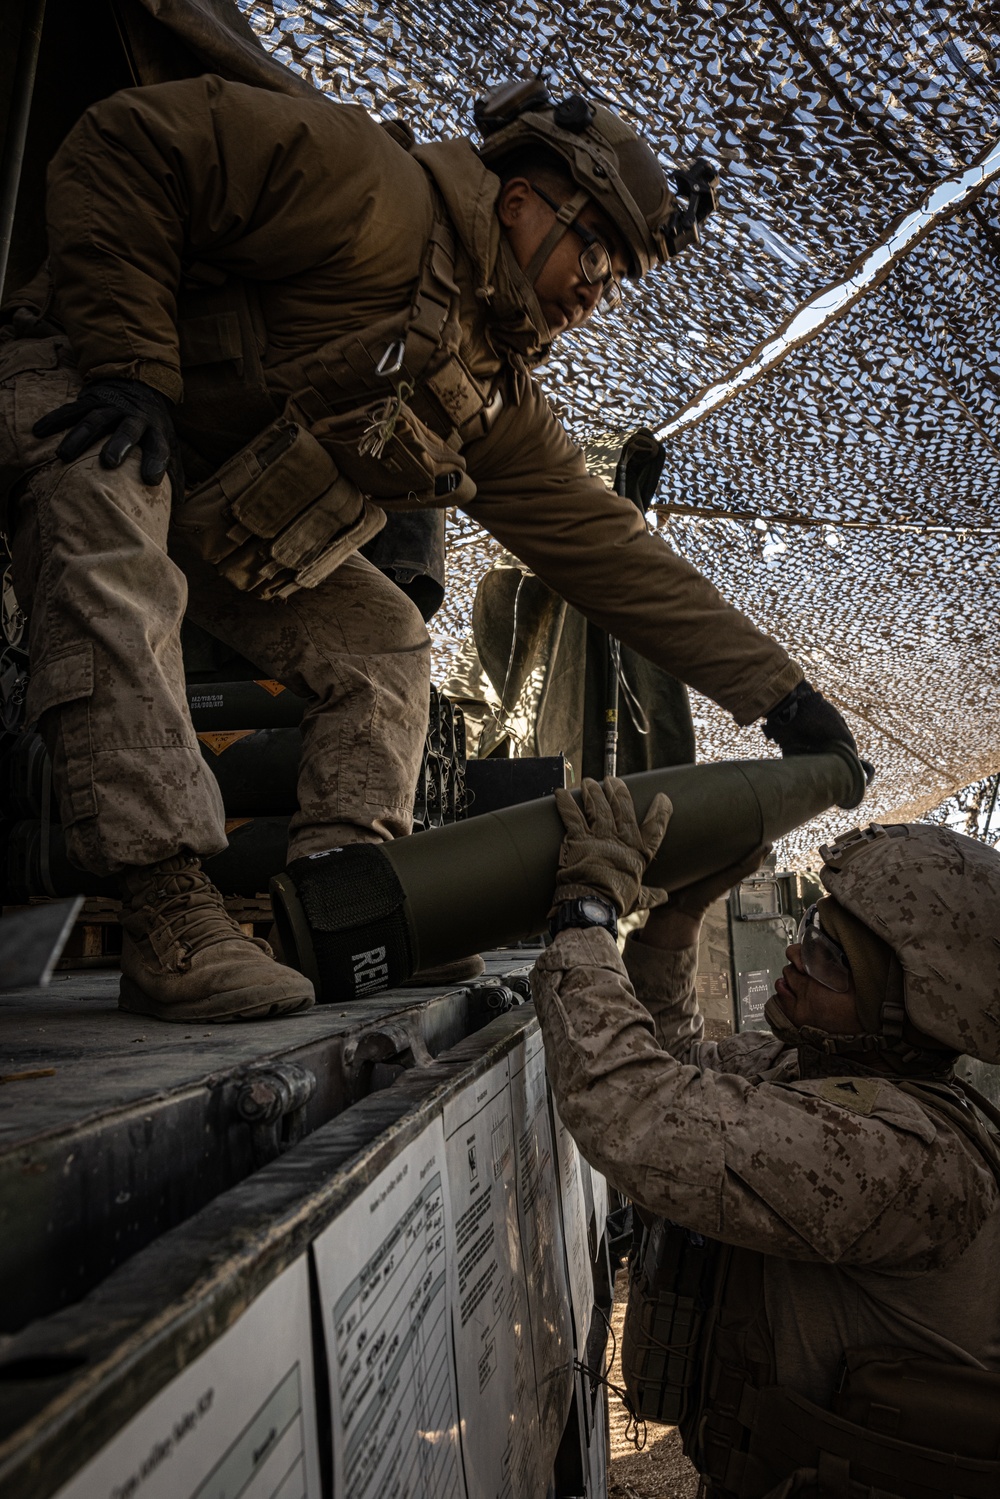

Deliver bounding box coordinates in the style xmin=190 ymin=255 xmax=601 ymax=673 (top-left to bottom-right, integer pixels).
xmin=239 ymin=0 xmax=1000 ymax=861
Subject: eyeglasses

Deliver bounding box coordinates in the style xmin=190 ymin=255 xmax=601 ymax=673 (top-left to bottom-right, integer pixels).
xmin=794 ymin=904 xmax=852 ymax=992
xmin=529 ymin=183 xmax=624 ymax=309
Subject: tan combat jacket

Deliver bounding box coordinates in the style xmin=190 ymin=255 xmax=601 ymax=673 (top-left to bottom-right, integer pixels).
xmin=39 ymin=75 xmax=802 ymax=725
xmin=532 ymin=926 xmax=1000 ymax=1407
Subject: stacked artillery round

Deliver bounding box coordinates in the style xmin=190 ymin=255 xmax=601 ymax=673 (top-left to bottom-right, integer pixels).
xmin=1 ymin=677 xmax=471 ymax=902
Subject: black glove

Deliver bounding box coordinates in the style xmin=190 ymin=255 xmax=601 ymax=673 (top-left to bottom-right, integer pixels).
xmin=763 ymin=680 xmax=859 ymax=758
xmin=763 ymin=682 xmax=875 ymax=782
xmin=33 ymin=377 xmax=179 ymax=488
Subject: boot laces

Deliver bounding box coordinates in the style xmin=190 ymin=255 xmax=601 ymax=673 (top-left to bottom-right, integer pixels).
xmin=135 ymin=867 xmax=255 ymax=961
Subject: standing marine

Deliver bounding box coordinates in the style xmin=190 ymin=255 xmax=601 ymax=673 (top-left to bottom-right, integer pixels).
xmin=534 ymin=782 xmax=1000 ymax=1498
xmin=0 ymin=55 xmax=858 ymax=1022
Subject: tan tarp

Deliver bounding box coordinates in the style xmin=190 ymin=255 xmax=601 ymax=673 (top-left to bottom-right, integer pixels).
xmin=444 ymin=564 xmax=587 ymax=771
xmin=444 ymin=557 xmax=695 ymax=783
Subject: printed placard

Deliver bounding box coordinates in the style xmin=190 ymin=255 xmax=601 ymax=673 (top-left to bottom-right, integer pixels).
xmin=312 ymin=1119 xmax=464 ymax=1499
xmin=444 ymin=1056 xmax=543 ymax=1499
xmin=551 ymin=1101 xmax=595 ymax=1347
xmin=55 ymin=1258 xmax=320 ymax=1499
xmin=509 ymin=1028 xmax=573 ymax=1470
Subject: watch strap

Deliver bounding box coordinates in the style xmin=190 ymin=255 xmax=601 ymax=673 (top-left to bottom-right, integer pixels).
xmin=549 ymin=896 xmax=618 ymax=940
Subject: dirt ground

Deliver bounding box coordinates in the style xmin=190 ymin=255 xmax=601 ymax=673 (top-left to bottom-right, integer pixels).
xmin=606 ymin=1271 xmax=701 ymax=1499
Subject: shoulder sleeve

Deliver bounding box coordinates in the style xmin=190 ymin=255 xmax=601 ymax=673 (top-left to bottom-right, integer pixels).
xmin=532 ymin=927 xmax=995 ymax=1266
xmin=463 ymin=375 xmax=801 ymax=724
xmin=46 ymin=78 xmax=423 ymax=401
xmin=622 ymin=933 xmax=790 ymax=1076
xmin=622 ymin=933 xmax=703 ymax=1058
xmin=719 ymin=1077 xmax=999 ymax=1269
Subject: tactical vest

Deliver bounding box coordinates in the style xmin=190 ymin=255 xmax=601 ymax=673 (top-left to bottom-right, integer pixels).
xmin=171 ymin=182 xmax=503 ymax=601
xmin=622 ymin=1077 xmax=1000 ymax=1499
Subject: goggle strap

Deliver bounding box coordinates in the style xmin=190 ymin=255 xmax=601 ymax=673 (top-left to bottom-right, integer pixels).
xmin=523 ymin=188 xmax=592 ymax=285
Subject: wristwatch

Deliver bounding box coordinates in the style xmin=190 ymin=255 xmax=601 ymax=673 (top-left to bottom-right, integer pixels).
xmin=549 ymin=895 xmax=618 ymax=941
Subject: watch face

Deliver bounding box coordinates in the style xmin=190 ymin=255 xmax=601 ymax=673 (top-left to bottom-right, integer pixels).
xmin=580 ymin=899 xmax=611 ymax=923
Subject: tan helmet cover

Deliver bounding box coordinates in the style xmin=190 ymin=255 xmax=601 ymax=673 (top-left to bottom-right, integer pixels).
xmin=819 ymin=823 xmax=1000 ymax=1062
xmin=477 ymin=102 xmax=676 ymax=276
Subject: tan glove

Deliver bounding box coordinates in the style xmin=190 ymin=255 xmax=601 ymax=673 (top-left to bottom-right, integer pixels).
xmin=639 ymin=843 xmax=772 ymax=951
xmin=666 ymin=844 xmax=773 ymax=923
xmin=551 ymin=777 xmax=673 ymax=918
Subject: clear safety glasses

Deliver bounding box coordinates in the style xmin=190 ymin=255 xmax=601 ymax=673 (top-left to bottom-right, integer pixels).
xmin=795 ymin=904 xmax=852 ymax=992
xmin=530 ymin=183 xmax=624 ymax=309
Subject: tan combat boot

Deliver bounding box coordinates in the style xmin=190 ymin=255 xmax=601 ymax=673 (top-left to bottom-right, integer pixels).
xmin=119 ymin=855 xmax=315 ymax=1022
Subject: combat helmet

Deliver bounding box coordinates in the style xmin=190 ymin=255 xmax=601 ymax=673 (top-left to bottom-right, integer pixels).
xmin=816 ymin=822 xmax=1000 ymax=1064
xmin=474 ymin=75 xmax=718 ymax=277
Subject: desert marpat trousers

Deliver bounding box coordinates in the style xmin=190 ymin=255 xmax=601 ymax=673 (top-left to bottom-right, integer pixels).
xmin=1 ymin=332 xmax=431 ymax=877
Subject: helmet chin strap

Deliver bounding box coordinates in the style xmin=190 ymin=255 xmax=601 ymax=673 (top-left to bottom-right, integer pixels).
xmin=763 ymin=995 xmax=956 ymax=1078
xmin=523 ymin=188 xmax=592 ymax=287
xmin=763 ymin=995 xmax=878 ymax=1057
xmin=764 ymin=995 xmax=892 ymax=1080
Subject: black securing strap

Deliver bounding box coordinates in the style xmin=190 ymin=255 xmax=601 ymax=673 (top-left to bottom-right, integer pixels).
xmin=285 ymin=846 xmax=413 ymax=1001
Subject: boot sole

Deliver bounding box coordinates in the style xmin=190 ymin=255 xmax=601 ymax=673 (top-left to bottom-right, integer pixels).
xmin=401 ymin=954 xmax=486 ymax=987
xmin=118 ymin=975 xmax=315 ymax=1024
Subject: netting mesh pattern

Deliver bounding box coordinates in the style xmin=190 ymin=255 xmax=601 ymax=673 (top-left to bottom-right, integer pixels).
xmin=239 ymin=0 xmax=1000 ymax=860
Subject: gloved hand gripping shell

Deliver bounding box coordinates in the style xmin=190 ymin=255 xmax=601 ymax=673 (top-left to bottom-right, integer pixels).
xmin=763 ymin=680 xmax=858 ymax=759
xmin=551 ymin=777 xmax=673 ymax=918
xmin=637 ymin=843 xmax=772 ymax=952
